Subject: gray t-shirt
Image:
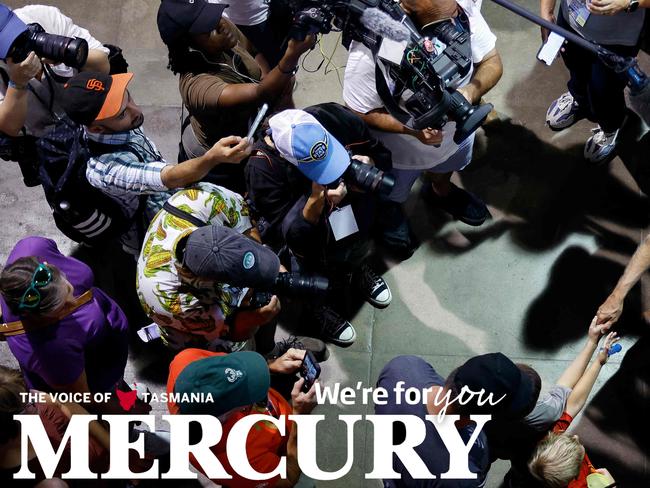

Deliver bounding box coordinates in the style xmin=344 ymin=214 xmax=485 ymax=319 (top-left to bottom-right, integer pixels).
xmin=376 ymin=356 xmax=490 ymax=488
xmin=561 ymin=0 xmax=645 ymax=46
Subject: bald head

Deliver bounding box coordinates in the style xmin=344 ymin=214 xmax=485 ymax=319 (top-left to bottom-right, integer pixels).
xmin=400 ymin=0 xmax=459 ymax=26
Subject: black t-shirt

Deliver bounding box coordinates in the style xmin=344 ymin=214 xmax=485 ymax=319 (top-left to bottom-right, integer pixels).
xmin=376 ymin=356 xmax=490 ymax=488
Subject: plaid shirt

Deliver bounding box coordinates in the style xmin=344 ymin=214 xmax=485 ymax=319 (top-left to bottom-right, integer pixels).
xmin=86 ymin=127 xmax=175 ymax=255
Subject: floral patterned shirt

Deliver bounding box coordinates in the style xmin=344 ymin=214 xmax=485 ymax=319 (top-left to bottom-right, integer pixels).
xmin=136 ymin=183 xmax=253 ymax=345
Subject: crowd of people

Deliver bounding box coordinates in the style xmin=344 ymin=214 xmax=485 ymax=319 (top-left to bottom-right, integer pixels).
xmin=0 ymin=0 xmax=646 ymax=486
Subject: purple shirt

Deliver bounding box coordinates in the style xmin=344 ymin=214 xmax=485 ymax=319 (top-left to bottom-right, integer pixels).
xmin=1 ymin=237 xmax=128 ymax=393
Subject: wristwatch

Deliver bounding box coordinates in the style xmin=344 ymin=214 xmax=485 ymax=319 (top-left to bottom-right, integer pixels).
xmin=626 ymin=0 xmax=639 ymax=12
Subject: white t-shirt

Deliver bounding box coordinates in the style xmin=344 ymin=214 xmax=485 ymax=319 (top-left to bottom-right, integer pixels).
xmin=0 ymin=5 xmax=108 ymax=137
xmin=343 ymin=0 xmax=497 ymax=171
xmin=211 ymin=0 xmax=269 ymax=26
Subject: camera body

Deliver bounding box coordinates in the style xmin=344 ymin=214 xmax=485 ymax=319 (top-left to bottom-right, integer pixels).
xmin=9 ymin=23 xmax=88 ymax=69
xmin=248 ymin=272 xmax=330 ymax=309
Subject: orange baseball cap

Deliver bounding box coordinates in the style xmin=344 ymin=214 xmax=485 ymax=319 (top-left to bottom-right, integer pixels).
xmin=60 ymin=71 xmax=134 ymax=126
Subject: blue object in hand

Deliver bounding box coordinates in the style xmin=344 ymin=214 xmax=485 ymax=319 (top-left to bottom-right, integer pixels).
xmin=608 ymin=343 xmax=622 ymax=357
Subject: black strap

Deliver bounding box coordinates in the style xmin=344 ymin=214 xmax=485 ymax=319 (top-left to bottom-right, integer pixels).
xmin=163 ymin=201 xmax=208 ymax=228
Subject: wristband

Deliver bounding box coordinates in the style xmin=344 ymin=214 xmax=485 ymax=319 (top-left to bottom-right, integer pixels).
xmin=8 ymin=80 xmax=27 ymax=90
xmin=278 ymin=64 xmax=299 ymax=76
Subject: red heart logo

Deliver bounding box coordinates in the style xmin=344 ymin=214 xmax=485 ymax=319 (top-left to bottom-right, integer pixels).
xmin=116 ymin=387 xmax=138 ymax=412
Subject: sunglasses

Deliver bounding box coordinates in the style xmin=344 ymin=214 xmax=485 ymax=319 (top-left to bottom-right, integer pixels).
xmin=18 ymin=263 xmax=53 ymax=311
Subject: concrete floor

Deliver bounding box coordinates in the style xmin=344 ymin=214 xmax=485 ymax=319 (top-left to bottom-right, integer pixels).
xmin=1 ymin=1 xmax=650 ymax=487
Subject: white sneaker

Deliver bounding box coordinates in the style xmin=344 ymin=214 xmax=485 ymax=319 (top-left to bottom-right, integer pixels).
xmin=584 ymin=127 xmax=619 ymax=164
xmin=546 ymin=92 xmax=583 ymax=131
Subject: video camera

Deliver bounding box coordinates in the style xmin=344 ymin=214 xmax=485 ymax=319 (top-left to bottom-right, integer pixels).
xmin=284 ymin=0 xmax=492 ymax=143
xmin=9 ymin=23 xmax=88 ymax=68
xmin=248 ymin=272 xmax=330 ymax=309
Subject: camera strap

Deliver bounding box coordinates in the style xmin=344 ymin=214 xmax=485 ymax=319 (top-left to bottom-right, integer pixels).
xmin=162 ymin=201 xmax=208 ymax=228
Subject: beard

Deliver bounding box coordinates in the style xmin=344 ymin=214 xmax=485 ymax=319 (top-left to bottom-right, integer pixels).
xmin=130 ymin=113 xmax=145 ymax=130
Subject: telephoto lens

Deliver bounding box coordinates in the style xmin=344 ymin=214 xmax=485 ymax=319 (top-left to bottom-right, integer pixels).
xmin=345 ymin=159 xmax=395 ymax=196
xmin=274 ymin=273 xmax=330 ymax=297
xmin=9 ymin=23 xmax=88 ymax=69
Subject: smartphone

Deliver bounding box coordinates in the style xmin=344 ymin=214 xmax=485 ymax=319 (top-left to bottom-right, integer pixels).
xmin=247 ymin=103 xmax=269 ymax=141
xmin=300 ymin=351 xmax=321 ymax=393
xmin=537 ymin=32 xmax=565 ymax=66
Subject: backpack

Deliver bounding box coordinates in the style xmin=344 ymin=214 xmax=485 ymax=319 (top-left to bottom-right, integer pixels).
xmin=36 ymin=116 xmax=147 ymax=247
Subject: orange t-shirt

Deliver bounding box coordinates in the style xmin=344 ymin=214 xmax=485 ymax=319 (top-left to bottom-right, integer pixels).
xmin=552 ymin=412 xmax=596 ymax=488
xmin=167 ymin=348 xmax=293 ymax=488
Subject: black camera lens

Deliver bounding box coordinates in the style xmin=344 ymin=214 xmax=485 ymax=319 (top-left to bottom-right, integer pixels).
xmin=31 ymin=31 xmax=88 ymax=69
xmin=275 ymin=273 xmax=330 ymax=297
xmin=447 ymin=90 xmax=493 ymax=144
xmin=346 ymin=159 xmax=395 ymax=196
xmin=9 ymin=24 xmax=88 ymax=68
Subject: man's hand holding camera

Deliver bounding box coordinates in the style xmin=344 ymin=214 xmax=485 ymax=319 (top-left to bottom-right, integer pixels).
xmin=6 ymin=51 xmax=40 ymax=88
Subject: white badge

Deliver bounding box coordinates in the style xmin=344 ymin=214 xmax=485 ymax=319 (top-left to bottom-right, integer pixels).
xmin=328 ymin=205 xmax=359 ymax=241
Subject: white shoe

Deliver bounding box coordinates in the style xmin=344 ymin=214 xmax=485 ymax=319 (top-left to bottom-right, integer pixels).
xmin=546 ymin=92 xmax=583 ymax=131
xmin=584 ymin=127 xmax=619 ymax=164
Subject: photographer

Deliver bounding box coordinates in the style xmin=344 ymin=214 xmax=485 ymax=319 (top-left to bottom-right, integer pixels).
xmin=542 ymin=0 xmax=647 ymax=163
xmin=0 ymin=4 xmax=110 ymax=185
xmin=58 ymin=71 xmax=251 ymax=256
xmin=246 ymin=106 xmax=394 ymax=347
xmin=343 ymin=0 xmax=502 ymax=250
xmin=167 ymin=349 xmax=317 ymax=487
xmin=157 ymin=0 xmax=315 ymax=193
xmin=137 ymin=182 xmax=287 ymax=353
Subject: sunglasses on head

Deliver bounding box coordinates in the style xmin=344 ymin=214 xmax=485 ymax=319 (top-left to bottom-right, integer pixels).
xmin=18 ymin=263 xmax=53 ymax=311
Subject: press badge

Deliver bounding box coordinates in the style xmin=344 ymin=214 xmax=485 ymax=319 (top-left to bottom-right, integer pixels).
xmin=329 ymin=205 xmax=359 ymax=241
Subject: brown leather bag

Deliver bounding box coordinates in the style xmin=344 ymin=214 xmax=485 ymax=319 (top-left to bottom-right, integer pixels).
xmin=0 ymin=290 xmax=93 ymax=340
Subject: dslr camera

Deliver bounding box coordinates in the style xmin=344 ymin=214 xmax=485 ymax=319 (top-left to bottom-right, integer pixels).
xmin=248 ymin=272 xmax=330 ymax=309
xmin=9 ymin=23 xmax=88 ymax=68
xmin=328 ymin=158 xmax=395 ymax=196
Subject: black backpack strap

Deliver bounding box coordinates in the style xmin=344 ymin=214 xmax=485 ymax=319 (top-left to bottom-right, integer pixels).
xmin=163 ymin=201 xmax=208 ymax=228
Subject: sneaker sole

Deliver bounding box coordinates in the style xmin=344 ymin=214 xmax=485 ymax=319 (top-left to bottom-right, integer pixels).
xmin=365 ymin=296 xmax=392 ymax=309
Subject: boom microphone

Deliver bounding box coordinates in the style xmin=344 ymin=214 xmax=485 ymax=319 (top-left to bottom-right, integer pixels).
xmin=360 ymin=8 xmax=412 ymax=43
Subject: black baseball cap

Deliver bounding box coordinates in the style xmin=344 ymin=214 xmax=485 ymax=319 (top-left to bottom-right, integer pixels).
xmin=60 ymin=71 xmax=134 ymax=126
xmin=182 ymin=224 xmax=280 ymax=288
xmin=157 ymin=0 xmax=228 ymax=46
xmin=452 ymin=353 xmax=538 ymax=418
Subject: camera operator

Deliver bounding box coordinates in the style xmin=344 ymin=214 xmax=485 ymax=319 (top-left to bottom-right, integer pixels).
xmin=343 ymin=0 xmax=502 ymax=252
xmin=167 ymin=349 xmax=317 ymax=487
xmin=157 ymin=0 xmax=316 ymax=194
xmin=0 ymin=4 xmax=110 ymax=185
xmin=541 ymin=0 xmax=647 ymax=163
xmin=137 ymin=182 xmax=289 ymax=353
xmin=246 ymin=106 xmax=394 ymax=348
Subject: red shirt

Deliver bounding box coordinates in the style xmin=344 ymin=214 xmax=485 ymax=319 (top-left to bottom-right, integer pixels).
xmin=167 ymin=349 xmax=293 ymax=488
xmin=552 ymin=412 xmax=596 ymax=488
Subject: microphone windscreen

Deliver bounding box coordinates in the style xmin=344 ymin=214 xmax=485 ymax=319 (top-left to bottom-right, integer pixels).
xmin=360 ymin=8 xmax=411 ymax=43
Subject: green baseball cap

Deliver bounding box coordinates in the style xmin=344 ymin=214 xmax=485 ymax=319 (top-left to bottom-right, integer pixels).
xmin=174 ymin=351 xmax=270 ymax=416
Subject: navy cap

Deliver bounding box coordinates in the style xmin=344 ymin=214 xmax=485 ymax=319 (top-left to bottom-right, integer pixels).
xmin=0 ymin=4 xmax=27 ymax=59
xmin=453 ymin=353 xmax=538 ymax=418
xmin=157 ymin=0 xmax=228 ymax=46
xmin=182 ymin=224 xmax=280 ymax=288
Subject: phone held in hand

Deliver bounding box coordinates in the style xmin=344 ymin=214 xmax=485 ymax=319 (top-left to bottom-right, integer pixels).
xmin=300 ymin=351 xmax=321 ymax=393
xmin=247 ymin=103 xmax=269 ymax=141
xmin=537 ymin=32 xmax=565 ymax=66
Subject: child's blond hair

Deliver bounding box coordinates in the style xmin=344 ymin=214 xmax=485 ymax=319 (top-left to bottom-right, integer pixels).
xmin=528 ymin=431 xmax=586 ymax=488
